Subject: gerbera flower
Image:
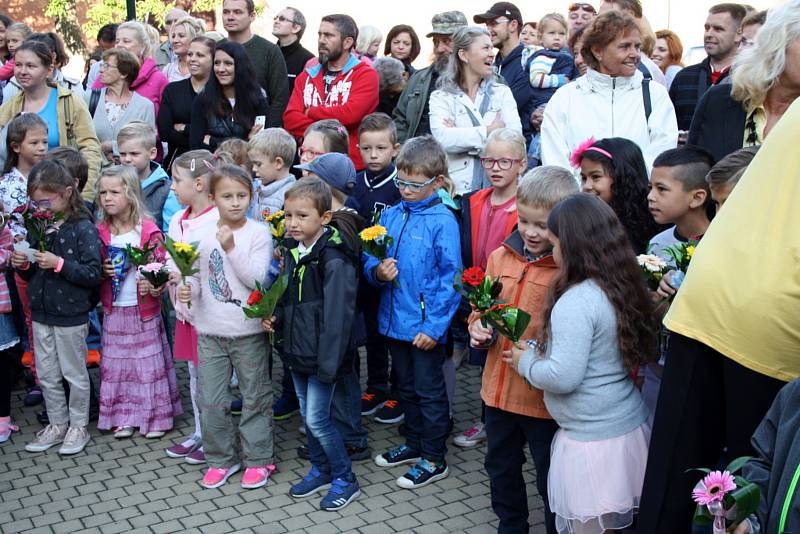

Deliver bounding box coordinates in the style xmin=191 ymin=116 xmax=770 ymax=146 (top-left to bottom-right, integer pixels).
xmin=692 ymin=470 xmax=736 ymax=505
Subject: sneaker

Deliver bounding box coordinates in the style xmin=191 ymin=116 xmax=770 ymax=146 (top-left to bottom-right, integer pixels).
xmin=320 ymin=475 xmax=360 ymax=511
xmin=59 ymin=426 xmax=91 ymax=455
xmin=360 ymin=389 xmax=386 ymax=416
xmin=374 ymin=398 xmax=404 ymax=424
xmin=297 ymin=444 xmax=309 ymax=460
xmin=36 ymin=410 xmax=49 ymax=426
xmin=113 ymin=426 xmax=135 ymax=439
xmin=290 ymin=465 xmax=333 ymax=498
xmin=185 ymin=447 xmax=206 ymax=465
xmin=145 ymin=431 xmax=165 ymax=439
xmin=0 ymin=421 xmax=19 ymax=443
xmin=397 ymin=459 xmax=449 ymax=489
xmin=25 ymin=423 xmax=68 ymax=452
xmin=200 ymin=464 xmax=240 ymax=489
xmin=23 ymin=385 xmax=43 ymax=407
xmin=298 ymin=424 xmax=306 ymax=436
xmin=346 ymin=444 xmax=371 ymax=461
xmin=274 ymin=396 xmax=299 ymax=421
xmin=231 ymin=398 xmax=242 ymax=416
xmin=453 ymin=422 xmax=487 ymax=448
xmin=241 ymin=464 xmax=276 ymax=489
xmin=166 ymin=437 xmax=201 ymax=458
xmin=374 ymin=444 xmax=421 ymax=468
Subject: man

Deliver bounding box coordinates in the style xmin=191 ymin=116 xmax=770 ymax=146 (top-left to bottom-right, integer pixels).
xmin=222 ymin=0 xmax=290 ymax=127
xmin=283 ymin=14 xmax=379 ymax=170
xmin=739 ymin=9 xmax=766 ymax=50
xmin=155 ymin=8 xmax=189 ymax=69
xmin=393 ymin=11 xmax=469 ymax=144
xmin=474 ymin=2 xmax=536 ymax=143
xmin=567 ymin=2 xmax=596 ymax=38
xmin=272 ymin=6 xmax=314 ymax=93
xmin=668 ymin=3 xmax=746 ymax=131
xmin=96 ymin=23 xmax=118 ymax=52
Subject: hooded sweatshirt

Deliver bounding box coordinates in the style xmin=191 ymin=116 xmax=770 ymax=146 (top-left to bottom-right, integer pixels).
xmin=142 ymin=162 xmax=182 ymax=232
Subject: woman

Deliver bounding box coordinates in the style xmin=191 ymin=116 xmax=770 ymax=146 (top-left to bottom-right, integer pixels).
xmin=189 ymin=41 xmax=267 ymax=151
xmin=384 ymin=24 xmax=421 ymax=76
xmin=0 ymin=40 xmax=101 ymax=200
xmin=3 ymin=32 xmax=84 ymax=103
xmin=161 ymin=16 xmax=205 ymax=83
xmin=688 ymin=0 xmax=800 ymax=162
xmin=0 ymin=13 xmax=13 ymax=104
xmin=429 ymin=27 xmax=521 ymax=195
xmin=651 ymin=30 xmax=683 ymax=89
xmin=158 ymin=36 xmax=215 ymax=170
xmin=89 ymin=48 xmax=155 ymax=164
xmin=355 ymin=25 xmax=382 ymax=64
xmin=373 ymin=56 xmax=406 ymax=116
xmin=569 ymin=26 xmax=588 ymax=77
xmin=540 ymin=11 xmax=678 ymax=174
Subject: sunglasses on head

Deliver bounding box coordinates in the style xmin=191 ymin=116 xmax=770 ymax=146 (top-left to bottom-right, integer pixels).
xmin=569 ymin=3 xmax=597 ymax=13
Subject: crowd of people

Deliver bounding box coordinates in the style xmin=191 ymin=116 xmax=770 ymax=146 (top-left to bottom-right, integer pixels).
xmin=0 ymin=0 xmax=799 ymax=532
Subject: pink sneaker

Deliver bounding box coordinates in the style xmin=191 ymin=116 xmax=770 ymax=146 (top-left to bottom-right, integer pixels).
xmin=0 ymin=421 xmax=19 ymax=443
xmin=166 ymin=437 xmax=201 ymax=458
xmin=241 ymin=465 xmax=276 ymax=489
xmin=200 ymin=464 xmax=240 ymax=489
xmin=185 ymin=447 xmax=206 ymax=465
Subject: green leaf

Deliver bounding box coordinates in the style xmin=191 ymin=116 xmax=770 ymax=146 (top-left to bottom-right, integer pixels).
xmin=692 ymin=505 xmax=713 ymax=526
xmin=725 ymin=456 xmax=752 ymax=475
xmin=728 ymin=483 xmax=761 ymax=523
xmin=687 ymin=467 xmax=713 ymax=475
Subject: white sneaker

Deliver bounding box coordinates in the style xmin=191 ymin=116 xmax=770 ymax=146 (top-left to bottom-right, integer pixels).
xmin=25 ymin=423 xmax=68 ymax=452
xmin=453 ymin=422 xmax=487 ymax=448
xmin=114 ymin=426 xmax=135 ymax=439
xmin=145 ymin=431 xmax=165 ymax=439
xmin=59 ymin=426 xmax=91 ymax=455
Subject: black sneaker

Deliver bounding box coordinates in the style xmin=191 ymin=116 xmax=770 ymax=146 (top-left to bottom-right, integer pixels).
xmin=396 ymin=459 xmax=449 ymax=489
xmin=374 ymin=398 xmax=404 ymax=424
xmin=298 ymin=443 xmax=371 ymax=462
xmin=36 ymin=410 xmax=49 ymax=426
xmin=361 ymin=389 xmax=387 ymax=416
xmin=297 ymin=444 xmax=310 ymax=460
xmin=374 ymin=444 xmax=421 ymax=468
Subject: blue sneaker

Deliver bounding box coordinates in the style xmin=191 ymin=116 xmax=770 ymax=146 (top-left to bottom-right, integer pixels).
xmin=396 ymin=458 xmax=449 ymax=489
xmin=320 ymin=475 xmax=360 ymax=511
xmin=374 ymin=444 xmax=421 ymax=468
xmin=274 ymin=395 xmax=299 ymax=421
xmin=290 ymin=465 xmax=332 ymax=498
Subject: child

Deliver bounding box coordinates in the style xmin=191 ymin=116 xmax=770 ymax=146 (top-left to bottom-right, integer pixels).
xmin=247 ymin=128 xmax=297 ymax=221
xmin=705 ymin=146 xmax=760 ymax=213
xmin=298 ymin=119 xmax=349 ymax=168
xmin=454 ymin=127 xmax=526 ymax=449
xmin=506 ymin=193 xmax=655 ymax=533
xmin=0 ymin=221 xmax=20 ymax=443
xmin=12 ymin=160 xmax=103 ymax=455
xmin=47 ymin=147 xmax=90 ymax=200
xmin=366 ymin=136 xmax=462 ymax=489
xmin=469 ymin=165 xmax=578 ymax=534
xmin=262 ymin=177 xmax=361 ymax=510
xmin=164 ymin=149 xmax=218 ymax=464
xmin=117 ymin=121 xmax=182 ymax=233
xmin=177 ymin=164 xmax=273 ymax=490
xmin=574 ymin=136 xmax=661 ymax=254
xmin=215 ymin=138 xmax=253 ymax=175
xmin=96 ymin=165 xmax=182 ymax=438
xmin=0 ymin=23 xmax=32 ymax=82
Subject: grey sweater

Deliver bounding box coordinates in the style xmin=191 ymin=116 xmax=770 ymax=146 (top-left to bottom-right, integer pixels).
xmin=87 ymin=89 xmax=156 ymax=145
xmin=517 ymin=279 xmax=649 ymax=441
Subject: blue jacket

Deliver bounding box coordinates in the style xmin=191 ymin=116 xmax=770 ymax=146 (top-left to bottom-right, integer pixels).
xmin=142 ymin=162 xmax=182 ymax=232
xmin=363 ymin=193 xmax=462 ymax=344
xmin=496 ymin=43 xmax=536 ymax=143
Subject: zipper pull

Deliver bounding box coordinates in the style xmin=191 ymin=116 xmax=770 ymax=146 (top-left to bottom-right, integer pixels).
xmin=419 ymin=293 xmax=426 ymax=321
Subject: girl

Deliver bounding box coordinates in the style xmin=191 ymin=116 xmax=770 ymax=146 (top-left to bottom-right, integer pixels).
xmin=298 ymin=119 xmax=349 ymax=168
xmin=164 ymin=149 xmax=218 ymax=464
xmin=505 ymin=193 xmax=656 ymax=534
xmin=0 ymin=219 xmax=20 ymax=444
xmin=12 ymin=160 xmax=102 ymax=455
xmin=574 ymin=137 xmax=661 ymax=254
xmin=0 ymin=22 xmax=31 ymax=82
xmin=177 ymin=164 xmax=273 ymax=490
xmin=96 ymin=165 xmax=182 ymax=439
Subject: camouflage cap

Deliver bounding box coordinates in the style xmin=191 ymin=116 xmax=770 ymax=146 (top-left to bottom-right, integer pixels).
xmin=426 ymin=11 xmax=469 ymax=38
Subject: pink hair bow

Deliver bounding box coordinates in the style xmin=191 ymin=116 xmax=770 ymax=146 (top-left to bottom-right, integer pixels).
xmin=569 ymin=136 xmax=613 ymax=167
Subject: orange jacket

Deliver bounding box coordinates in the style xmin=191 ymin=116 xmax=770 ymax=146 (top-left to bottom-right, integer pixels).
xmin=473 ymin=231 xmax=558 ymax=419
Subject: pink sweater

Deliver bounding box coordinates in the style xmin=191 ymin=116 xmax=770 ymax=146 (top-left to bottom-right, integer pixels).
xmin=0 ymin=58 xmax=15 ymax=82
xmin=0 ymin=226 xmax=13 ymax=313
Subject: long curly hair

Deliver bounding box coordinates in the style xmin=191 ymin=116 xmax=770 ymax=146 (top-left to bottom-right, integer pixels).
xmin=579 ymin=137 xmax=660 ymax=254
xmin=536 ymin=193 xmax=656 ymax=371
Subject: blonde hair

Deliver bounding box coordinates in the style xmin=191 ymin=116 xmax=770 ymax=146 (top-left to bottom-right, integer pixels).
xmin=481 ymin=128 xmax=527 ymax=161
xmin=117 ymin=21 xmax=151 ymax=59
xmin=537 ymin=13 xmax=568 ymax=35
xmin=639 ymin=15 xmax=657 ymax=56
xmin=248 ymin=128 xmax=297 ymax=168
xmin=96 ymin=165 xmax=151 ymax=225
xmin=517 ymin=166 xmax=579 ymax=209
xmin=6 ymin=22 xmax=32 ymax=41
xmin=173 ymin=16 xmax=205 ymax=42
xmin=116 ymin=120 xmax=157 ymax=150
xmin=356 ymin=25 xmax=382 ymax=55
xmin=143 ymin=24 xmax=160 ymax=59
xmin=215 ymin=138 xmax=252 ymax=174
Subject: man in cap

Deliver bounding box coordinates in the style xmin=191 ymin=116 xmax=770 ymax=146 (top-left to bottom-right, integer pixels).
xmin=393 ymin=11 xmax=468 ymax=144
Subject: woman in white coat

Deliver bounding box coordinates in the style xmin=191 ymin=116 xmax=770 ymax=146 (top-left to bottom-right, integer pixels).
xmin=429 ymin=27 xmax=522 ymax=195
xmin=541 ymin=11 xmax=677 ymax=175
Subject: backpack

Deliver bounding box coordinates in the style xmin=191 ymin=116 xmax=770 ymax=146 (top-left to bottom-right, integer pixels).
xmin=88 ymin=88 xmax=101 ymax=117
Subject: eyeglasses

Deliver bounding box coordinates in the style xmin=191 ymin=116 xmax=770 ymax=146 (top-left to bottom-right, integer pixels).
xmin=568 ymin=3 xmax=597 ymax=13
xmin=480 ymin=157 xmax=524 ymax=170
xmin=485 ymin=18 xmax=511 ymax=28
xmin=98 ymin=62 xmax=119 ymax=71
xmin=298 ymin=147 xmax=324 ymax=159
xmin=274 ymin=15 xmax=298 ymax=24
xmin=393 ymin=176 xmax=438 ymax=191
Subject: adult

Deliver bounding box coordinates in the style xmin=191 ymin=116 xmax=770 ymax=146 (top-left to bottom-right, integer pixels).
xmin=669 ymin=3 xmax=746 ymax=132
xmin=221 ymin=0 xmax=289 ymax=127
xmin=189 ymin=41 xmax=267 ymax=151
xmin=3 ymin=32 xmax=84 ymax=102
xmin=155 ymin=8 xmax=189 ymax=69
xmin=474 ymin=2 xmax=536 ymax=144
xmin=96 ymin=23 xmax=118 ymax=52
xmin=687 ymin=2 xmax=800 ymax=162
xmin=540 ymin=10 xmax=678 ymax=174
xmin=272 ymin=6 xmax=314 ymax=93
xmin=429 ymin=26 xmax=522 ymax=195
xmin=569 ymin=26 xmax=588 ymax=77
xmin=740 ymin=9 xmax=767 ymax=50
xmin=373 ymin=56 xmax=406 ymax=115
xmin=0 ymin=40 xmax=101 ymax=200
xmin=567 ymin=2 xmax=596 ymax=38
xmin=158 ymin=36 xmax=215 ymax=170
xmin=384 ymin=25 xmax=421 ymax=76
xmin=393 ymin=11 xmax=469 ymax=144
xmin=637 ymin=26 xmax=800 ymax=534
xmin=283 ymin=14 xmax=379 ymax=170
xmin=651 ymin=30 xmax=684 ymax=89
xmin=161 ymin=16 xmax=205 ymax=83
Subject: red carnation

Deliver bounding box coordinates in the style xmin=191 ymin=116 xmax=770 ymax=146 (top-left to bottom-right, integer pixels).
xmin=462 ymin=266 xmax=486 ymax=287
xmin=246 ymin=290 xmax=263 ymax=306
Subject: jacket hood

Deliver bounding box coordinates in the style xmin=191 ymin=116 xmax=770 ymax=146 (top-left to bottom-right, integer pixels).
xmin=306 ymin=52 xmax=364 ymax=78
xmin=581 ymin=67 xmax=644 ymax=92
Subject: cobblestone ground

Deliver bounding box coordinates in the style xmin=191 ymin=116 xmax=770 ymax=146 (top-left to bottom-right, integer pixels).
xmin=0 ymin=358 xmax=545 ymax=534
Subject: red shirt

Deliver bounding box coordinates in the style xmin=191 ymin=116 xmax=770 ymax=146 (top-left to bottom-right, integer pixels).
xmin=475 ymin=195 xmax=517 ymax=269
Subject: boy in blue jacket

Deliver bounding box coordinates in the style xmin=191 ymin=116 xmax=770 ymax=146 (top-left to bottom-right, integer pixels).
xmin=364 ymin=136 xmax=462 ymax=489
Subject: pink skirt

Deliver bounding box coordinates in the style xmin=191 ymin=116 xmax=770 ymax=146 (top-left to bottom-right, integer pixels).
xmin=548 ymin=423 xmax=651 ymax=534
xmin=98 ymin=305 xmax=183 ymax=434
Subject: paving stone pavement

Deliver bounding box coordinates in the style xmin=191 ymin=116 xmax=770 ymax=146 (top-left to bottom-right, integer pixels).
xmin=0 ymin=357 xmax=546 ymax=533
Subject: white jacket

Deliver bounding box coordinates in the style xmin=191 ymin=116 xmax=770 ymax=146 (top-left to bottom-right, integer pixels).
xmin=429 ymin=80 xmax=522 ymax=195
xmin=541 ymin=68 xmax=678 ymax=176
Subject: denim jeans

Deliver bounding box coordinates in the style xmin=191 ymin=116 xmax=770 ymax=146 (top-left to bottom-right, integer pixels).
xmin=332 ymin=354 xmax=367 ymax=448
xmin=360 ymin=288 xmax=391 ymax=393
xmin=86 ymin=309 xmax=102 ymax=351
xmin=292 ymin=371 xmax=352 ymax=480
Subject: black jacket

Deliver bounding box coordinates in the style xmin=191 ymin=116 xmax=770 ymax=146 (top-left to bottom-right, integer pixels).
xmin=157 ymin=78 xmax=198 ymax=170
xmin=669 ymin=57 xmax=731 ymax=131
xmin=280 ymin=39 xmax=314 ymax=94
xmin=189 ymin=95 xmax=269 ymax=151
xmin=687 ymin=83 xmax=746 ymax=162
xmin=17 ymin=214 xmax=103 ymax=327
xmin=275 ymin=227 xmax=358 ymax=383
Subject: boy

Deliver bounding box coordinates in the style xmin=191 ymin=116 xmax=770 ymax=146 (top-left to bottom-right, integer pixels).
xmin=117 ymin=121 xmax=181 ymax=232
xmin=263 ymin=178 xmax=361 ymax=511
xmin=469 ymin=166 xmax=578 ymax=534
xmin=365 ymin=136 xmax=462 ymax=489
xmin=247 ymin=128 xmax=297 ymax=221
xmin=705 ymin=146 xmax=760 ymax=213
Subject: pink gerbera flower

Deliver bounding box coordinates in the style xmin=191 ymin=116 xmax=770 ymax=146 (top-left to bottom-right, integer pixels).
xmin=692 ymin=470 xmax=737 ymax=505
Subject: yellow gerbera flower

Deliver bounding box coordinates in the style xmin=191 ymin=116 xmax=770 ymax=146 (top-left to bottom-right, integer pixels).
xmin=266 ymin=210 xmax=284 ymax=222
xmin=686 ymin=245 xmax=695 ymax=259
xmin=173 ymin=242 xmax=195 ymax=254
xmin=360 ymin=225 xmax=387 ymax=242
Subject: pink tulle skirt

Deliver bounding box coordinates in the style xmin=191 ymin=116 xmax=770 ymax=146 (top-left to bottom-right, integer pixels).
xmin=548 ymin=422 xmax=651 ymax=534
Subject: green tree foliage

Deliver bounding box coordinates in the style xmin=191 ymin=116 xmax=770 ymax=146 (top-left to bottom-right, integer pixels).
xmin=44 ymin=0 xmax=87 ymax=54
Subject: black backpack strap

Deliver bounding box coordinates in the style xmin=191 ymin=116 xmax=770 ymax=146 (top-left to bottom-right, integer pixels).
xmin=642 ymin=78 xmax=652 ymax=123
xmin=89 ymin=88 xmax=101 ymax=117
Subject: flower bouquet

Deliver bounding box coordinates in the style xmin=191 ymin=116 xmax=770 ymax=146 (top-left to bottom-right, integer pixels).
xmin=691 ymin=456 xmax=760 ymax=533
xmin=164 ymin=236 xmax=201 ymax=308
xmin=124 ymin=242 xmax=158 ymax=269
xmin=360 ymin=224 xmax=398 ymax=287
xmin=265 ymin=210 xmax=287 ymax=253
xmin=137 ymin=262 xmax=170 ymax=290
xmin=242 ymin=274 xmax=289 ymax=342
xmin=637 ymin=253 xmax=669 ymax=291
xmin=663 ymin=241 xmax=697 ymax=290
xmin=13 ymin=200 xmax=63 ymax=252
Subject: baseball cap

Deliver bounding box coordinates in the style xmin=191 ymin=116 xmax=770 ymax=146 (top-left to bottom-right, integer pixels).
xmin=294 ymin=153 xmax=356 ymax=196
xmin=473 ymin=2 xmax=523 ymax=25
xmin=426 ymin=11 xmax=469 ymax=38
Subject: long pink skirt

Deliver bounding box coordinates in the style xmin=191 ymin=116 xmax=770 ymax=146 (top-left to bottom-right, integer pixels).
xmin=98 ymin=305 xmax=182 ymax=434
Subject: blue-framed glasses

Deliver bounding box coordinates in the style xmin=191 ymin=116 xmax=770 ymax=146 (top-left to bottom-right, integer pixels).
xmin=393 ymin=175 xmax=438 ymax=191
